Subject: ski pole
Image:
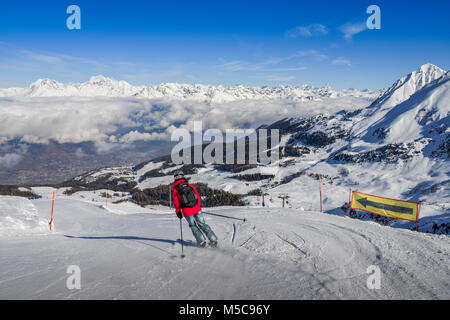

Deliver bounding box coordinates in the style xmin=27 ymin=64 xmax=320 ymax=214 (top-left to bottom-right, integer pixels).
xmin=179 ymin=219 xmax=185 ymax=258
xmin=203 ymin=211 xmax=247 ymax=222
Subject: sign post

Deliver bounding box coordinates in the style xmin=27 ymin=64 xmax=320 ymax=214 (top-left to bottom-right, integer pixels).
xmin=348 ymin=189 xmax=352 ymax=217
xmin=416 ymin=201 xmax=422 ymax=231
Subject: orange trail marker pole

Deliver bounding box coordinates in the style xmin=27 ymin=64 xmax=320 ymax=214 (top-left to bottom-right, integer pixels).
xmin=49 ymin=192 xmax=55 ymax=231
xmin=348 ymin=189 xmax=352 ymax=217
xmin=416 ymin=201 xmax=422 ymax=232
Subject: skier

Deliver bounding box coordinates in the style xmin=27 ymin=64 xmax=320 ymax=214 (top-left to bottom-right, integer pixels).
xmin=172 ymin=170 xmax=218 ymax=248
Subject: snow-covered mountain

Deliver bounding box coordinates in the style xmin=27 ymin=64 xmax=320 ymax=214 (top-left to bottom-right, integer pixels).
xmin=350 ymin=63 xmax=448 ymax=144
xmin=64 ymin=63 xmax=449 ymax=234
xmin=367 ymin=63 xmax=446 ymax=110
xmin=0 ymin=75 xmax=380 ymax=185
xmin=0 ymin=75 xmax=380 ymax=102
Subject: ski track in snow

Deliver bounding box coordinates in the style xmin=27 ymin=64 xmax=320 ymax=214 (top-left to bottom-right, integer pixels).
xmin=0 ymin=195 xmax=448 ymax=299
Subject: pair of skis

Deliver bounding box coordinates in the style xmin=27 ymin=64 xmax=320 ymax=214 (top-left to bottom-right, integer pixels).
xmin=178 ymin=211 xmax=247 ymax=258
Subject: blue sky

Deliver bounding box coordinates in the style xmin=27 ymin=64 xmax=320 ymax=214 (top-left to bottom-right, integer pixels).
xmin=0 ymin=0 xmax=449 ymax=89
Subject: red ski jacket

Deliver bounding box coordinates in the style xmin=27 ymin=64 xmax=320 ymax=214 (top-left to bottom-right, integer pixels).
xmin=172 ymin=179 xmax=201 ymax=217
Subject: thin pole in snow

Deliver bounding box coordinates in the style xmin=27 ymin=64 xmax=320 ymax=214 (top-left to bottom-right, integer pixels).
xmin=180 ymin=219 xmax=185 ymax=258
xmin=49 ymin=192 xmax=55 ymax=231
xmin=278 ymin=194 xmax=289 ymax=208
xmin=169 ymin=183 xmax=172 ymax=208
xmin=416 ymin=201 xmax=422 ymax=232
xmin=318 ymin=174 xmax=323 ymax=212
xmin=348 ymin=189 xmax=352 ymax=217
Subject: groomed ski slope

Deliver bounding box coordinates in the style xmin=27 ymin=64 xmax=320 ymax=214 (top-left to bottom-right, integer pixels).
xmin=0 ymin=192 xmax=448 ymax=299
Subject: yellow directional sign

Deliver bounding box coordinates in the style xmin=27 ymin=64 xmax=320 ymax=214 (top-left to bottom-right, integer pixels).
xmin=351 ymin=191 xmax=419 ymax=222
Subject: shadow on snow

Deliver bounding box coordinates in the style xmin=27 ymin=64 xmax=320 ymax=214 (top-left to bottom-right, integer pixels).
xmin=63 ymin=234 xmax=196 ymax=256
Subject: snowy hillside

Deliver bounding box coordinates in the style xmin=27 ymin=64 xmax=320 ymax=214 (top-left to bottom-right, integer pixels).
xmin=0 ymin=75 xmax=380 ymax=103
xmin=0 ymin=196 xmax=49 ymax=236
xmin=350 ymin=63 xmax=448 ymax=147
xmin=0 ymin=190 xmax=448 ymax=299
xmin=366 ymin=63 xmax=446 ymax=110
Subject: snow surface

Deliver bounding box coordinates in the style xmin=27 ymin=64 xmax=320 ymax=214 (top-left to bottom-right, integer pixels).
xmin=0 ymin=196 xmax=48 ymax=237
xmin=0 ymin=190 xmax=448 ymax=299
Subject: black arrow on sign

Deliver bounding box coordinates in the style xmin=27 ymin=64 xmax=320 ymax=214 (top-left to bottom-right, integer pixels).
xmin=357 ymin=197 xmax=414 ymax=215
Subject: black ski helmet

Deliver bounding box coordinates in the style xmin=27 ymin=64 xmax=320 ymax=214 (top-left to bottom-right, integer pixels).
xmin=173 ymin=169 xmax=185 ymax=181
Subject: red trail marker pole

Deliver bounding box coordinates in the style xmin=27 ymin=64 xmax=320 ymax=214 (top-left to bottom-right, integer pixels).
xmin=49 ymin=192 xmax=55 ymax=231
xmin=416 ymin=201 xmax=422 ymax=232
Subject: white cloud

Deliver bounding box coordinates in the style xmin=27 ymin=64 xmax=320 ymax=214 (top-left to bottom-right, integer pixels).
xmin=0 ymin=153 xmax=23 ymax=169
xmin=331 ymin=57 xmax=352 ymax=67
xmin=269 ymin=67 xmax=307 ymax=72
xmin=19 ymin=50 xmax=62 ymax=63
xmin=216 ymin=60 xmax=247 ymax=72
xmin=249 ymin=75 xmax=295 ymax=82
xmin=340 ymin=22 xmax=367 ymax=41
xmin=266 ymin=75 xmax=295 ymax=81
xmin=261 ymin=50 xmax=328 ymax=68
xmin=213 ymin=50 xmax=325 ymax=79
xmin=286 ymin=24 xmax=328 ymax=38
xmin=75 ymin=148 xmax=86 ymax=158
xmin=94 ymin=141 xmax=119 ymax=154
xmin=119 ymin=130 xmax=169 ymax=143
xmin=0 ymin=94 xmax=372 ymax=155
xmin=295 ymin=50 xmax=328 ymax=61
xmin=20 ymin=135 xmax=51 ymax=144
xmin=0 ymin=144 xmax=28 ymax=169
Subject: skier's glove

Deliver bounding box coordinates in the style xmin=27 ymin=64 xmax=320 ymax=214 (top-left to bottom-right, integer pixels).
xmin=176 ymin=211 xmax=183 ymax=219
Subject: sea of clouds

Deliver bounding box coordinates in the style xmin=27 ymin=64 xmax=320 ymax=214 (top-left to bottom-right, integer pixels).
xmin=0 ymin=95 xmax=372 ymax=159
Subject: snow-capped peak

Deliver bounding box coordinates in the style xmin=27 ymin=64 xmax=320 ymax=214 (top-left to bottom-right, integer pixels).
xmin=418 ymin=62 xmax=445 ymax=75
xmin=369 ymin=63 xmax=446 ymax=110
xmin=350 ymin=63 xmax=449 ymax=147
xmin=88 ymin=75 xmax=112 ymax=84
xmin=27 ymin=78 xmax=65 ymax=96
xmin=0 ymin=76 xmax=380 ymax=101
xmin=30 ymin=78 xmax=60 ymax=88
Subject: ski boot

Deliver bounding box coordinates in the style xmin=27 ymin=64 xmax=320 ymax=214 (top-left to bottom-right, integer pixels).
xmin=209 ymin=240 xmax=218 ymax=248
xmin=197 ymin=241 xmax=207 ymax=248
